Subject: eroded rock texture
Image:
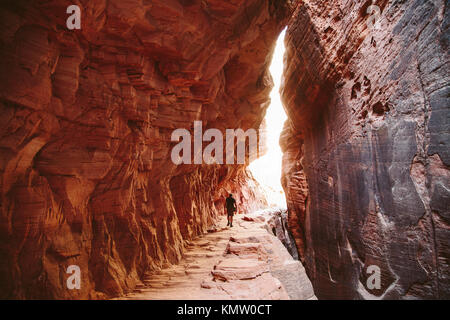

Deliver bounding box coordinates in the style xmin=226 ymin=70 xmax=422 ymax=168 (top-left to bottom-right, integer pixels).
xmin=281 ymin=0 xmax=449 ymax=299
xmin=0 ymin=0 xmax=290 ymax=299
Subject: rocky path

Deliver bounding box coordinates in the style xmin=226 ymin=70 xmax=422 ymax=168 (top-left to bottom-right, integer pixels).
xmin=116 ymin=210 xmax=316 ymax=300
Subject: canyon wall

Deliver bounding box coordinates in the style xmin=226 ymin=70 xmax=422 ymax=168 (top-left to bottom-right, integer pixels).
xmin=0 ymin=0 xmax=290 ymax=299
xmin=281 ymin=0 xmax=449 ymax=299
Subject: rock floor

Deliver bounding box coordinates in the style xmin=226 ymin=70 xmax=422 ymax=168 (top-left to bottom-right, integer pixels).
xmin=115 ymin=210 xmax=316 ymax=300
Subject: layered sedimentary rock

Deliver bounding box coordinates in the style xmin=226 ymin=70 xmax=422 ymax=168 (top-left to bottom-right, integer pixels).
xmin=119 ymin=210 xmax=315 ymax=300
xmin=281 ymin=0 xmax=449 ymax=299
xmin=0 ymin=0 xmax=290 ymax=299
xmin=245 ymin=208 xmax=299 ymax=260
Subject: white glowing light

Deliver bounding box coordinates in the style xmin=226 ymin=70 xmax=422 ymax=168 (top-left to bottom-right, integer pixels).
xmin=248 ymin=30 xmax=288 ymax=208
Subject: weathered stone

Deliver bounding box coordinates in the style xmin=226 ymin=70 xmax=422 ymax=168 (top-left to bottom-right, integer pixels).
xmin=225 ymin=242 xmax=269 ymax=261
xmin=0 ymin=0 xmax=290 ymax=299
xmin=1 ymin=0 xmax=448 ymax=301
xmin=281 ymin=0 xmax=450 ymax=299
xmin=212 ymin=258 xmax=269 ymax=281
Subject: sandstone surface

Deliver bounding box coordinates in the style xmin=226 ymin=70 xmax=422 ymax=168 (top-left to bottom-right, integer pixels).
xmin=281 ymin=0 xmax=450 ymax=299
xmin=118 ymin=210 xmax=315 ymax=300
xmin=0 ymin=0 xmax=290 ymax=299
xmin=0 ymin=0 xmax=448 ymax=301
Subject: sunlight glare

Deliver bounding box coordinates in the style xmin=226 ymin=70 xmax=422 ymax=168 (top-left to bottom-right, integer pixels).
xmin=248 ymin=30 xmax=288 ymax=208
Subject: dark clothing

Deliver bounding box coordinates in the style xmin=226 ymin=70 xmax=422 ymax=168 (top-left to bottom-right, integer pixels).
xmin=226 ymin=196 xmax=236 ymax=216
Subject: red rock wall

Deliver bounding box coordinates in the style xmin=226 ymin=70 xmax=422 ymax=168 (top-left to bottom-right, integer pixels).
xmin=0 ymin=0 xmax=290 ymax=299
xmin=281 ymin=0 xmax=449 ymax=299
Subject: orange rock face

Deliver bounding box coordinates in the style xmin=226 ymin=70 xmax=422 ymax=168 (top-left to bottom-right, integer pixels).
xmin=2 ymin=0 xmax=447 ymax=301
xmin=0 ymin=0 xmax=290 ymax=299
xmin=281 ymin=1 xmax=449 ymax=299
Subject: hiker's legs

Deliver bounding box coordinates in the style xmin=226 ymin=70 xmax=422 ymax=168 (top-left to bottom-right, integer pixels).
xmin=230 ymin=215 xmax=233 ymax=227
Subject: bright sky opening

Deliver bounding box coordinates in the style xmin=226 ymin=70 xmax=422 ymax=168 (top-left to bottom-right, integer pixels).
xmin=248 ymin=30 xmax=288 ymax=208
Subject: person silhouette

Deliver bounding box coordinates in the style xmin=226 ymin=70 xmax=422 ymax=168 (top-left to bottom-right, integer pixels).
xmin=225 ymin=194 xmax=237 ymax=227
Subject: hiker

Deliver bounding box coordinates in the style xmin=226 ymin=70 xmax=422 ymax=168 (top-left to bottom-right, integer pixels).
xmin=225 ymin=194 xmax=237 ymax=227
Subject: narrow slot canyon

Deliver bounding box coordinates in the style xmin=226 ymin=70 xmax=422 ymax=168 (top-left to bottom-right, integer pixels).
xmin=0 ymin=0 xmax=449 ymax=301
